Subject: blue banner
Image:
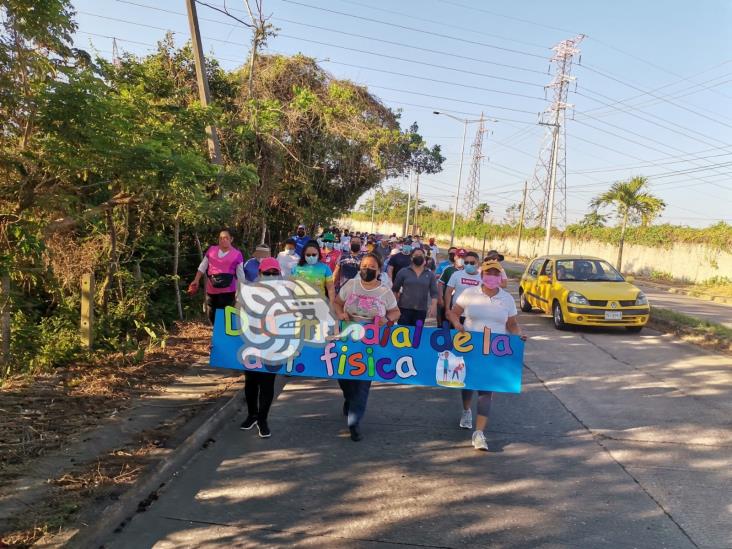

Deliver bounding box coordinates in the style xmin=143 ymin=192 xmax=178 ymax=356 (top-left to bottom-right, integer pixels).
xmin=210 ymin=307 xmax=524 ymax=393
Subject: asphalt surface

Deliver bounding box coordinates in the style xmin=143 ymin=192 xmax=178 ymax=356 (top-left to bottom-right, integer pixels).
xmin=502 ymin=260 xmax=732 ymax=329
xmin=106 ymin=282 xmax=732 ymax=549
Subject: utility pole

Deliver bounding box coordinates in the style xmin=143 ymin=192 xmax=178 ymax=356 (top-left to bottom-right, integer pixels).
xmin=451 ymin=120 xmax=468 ymax=247
xmin=404 ymin=173 xmax=412 ymax=237
xmin=526 ymin=35 xmax=584 ymax=253
xmin=185 ymin=0 xmax=223 ymax=165
xmin=516 ymin=181 xmax=528 ymax=258
xmin=370 ymin=191 xmax=375 ymax=233
xmin=413 ymin=172 xmax=420 ymax=236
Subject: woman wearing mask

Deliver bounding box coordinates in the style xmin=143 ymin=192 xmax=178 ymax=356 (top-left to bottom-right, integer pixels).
xmin=188 ymin=229 xmax=245 ymax=326
xmin=444 ymin=251 xmax=482 ymax=326
xmin=447 ymin=260 xmax=527 ymax=451
xmin=485 ymin=250 xmax=509 ymax=289
xmin=291 ymin=241 xmax=336 ymax=304
xmin=320 ymin=232 xmax=341 ymax=272
xmin=334 ymin=253 xmax=401 ymax=441
xmin=239 ymin=257 xmax=282 ymax=438
xmin=276 ymin=237 xmax=299 ymax=277
xmin=333 ymin=235 xmax=364 ymax=291
xmin=436 ymin=248 xmax=463 ymax=327
xmin=392 ymin=247 xmax=438 ymax=326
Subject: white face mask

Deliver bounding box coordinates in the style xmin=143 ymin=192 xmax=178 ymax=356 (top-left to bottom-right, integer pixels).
xmin=455 ymin=258 xmax=464 ymax=267
xmin=286 ymin=248 xmax=295 ymax=255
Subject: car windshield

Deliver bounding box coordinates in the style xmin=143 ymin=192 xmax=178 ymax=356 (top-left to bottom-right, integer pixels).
xmin=555 ymin=259 xmax=624 ymax=282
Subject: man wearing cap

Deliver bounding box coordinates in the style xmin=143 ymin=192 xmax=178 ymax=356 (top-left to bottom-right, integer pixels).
xmin=320 ymin=232 xmax=341 ymax=271
xmin=437 ymin=247 xmax=464 ymax=326
xmin=292 ymin=224 xmax=311 ymax=257
xmin=484 ymin=250 xmax=509 ymax=289
xmin=436 ymin=246 xmax=458 ymax=276
xmin=243 ymin=244 xmax=272 ymax=283
xmin=386 ymin=238 xmax=413 ymax=282
xmin=428 ymin=237 xmax=440 ymax=260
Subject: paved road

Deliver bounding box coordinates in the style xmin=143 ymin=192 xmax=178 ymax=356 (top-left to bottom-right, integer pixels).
xmin=503 ymin=260 xmax=732 ymax=329
xmin=106 ymin=284 xmax=732 ymax=548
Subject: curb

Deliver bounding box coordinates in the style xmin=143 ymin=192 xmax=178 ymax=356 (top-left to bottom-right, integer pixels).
xmin=638 ymin=280 xmax=732 ymax=305
xmin=63 ymin=384 xmax=245 ymax=549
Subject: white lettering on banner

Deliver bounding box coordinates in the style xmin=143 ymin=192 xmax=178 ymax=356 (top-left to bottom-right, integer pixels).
xmin=461 ymin=278 xmax=480 ymax=286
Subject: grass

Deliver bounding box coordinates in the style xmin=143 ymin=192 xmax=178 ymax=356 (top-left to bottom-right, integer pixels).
xmin=692 ymin=278 xmax=732 ymax=298
xmin=649 ymin=307 xmax=732 ymax=354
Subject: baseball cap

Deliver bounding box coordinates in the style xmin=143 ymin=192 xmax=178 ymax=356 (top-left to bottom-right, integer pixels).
xmin=485 ymin=249 xmax=505 ymax=261
xmin=456 ymin=248 xmax=467 ymax=257
xmin=258 ymin=257 xmax=281 ymax=272
xmin=322 ymin=232 xmax=336 ymax=242
xmin=481 ymin=259 xmax=502 ymax=273
xmin=297 ymin=224 xmax=306 ymax=229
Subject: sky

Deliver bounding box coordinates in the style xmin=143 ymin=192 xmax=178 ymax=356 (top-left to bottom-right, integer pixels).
xmin=69 ymin=0 xmax=732 ymax=228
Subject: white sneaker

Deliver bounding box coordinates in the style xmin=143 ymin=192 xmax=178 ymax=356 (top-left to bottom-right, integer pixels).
xmin=459 ymin=409 xmax=472 ymax=429
xmin=472 ymin=430 xmax=489 ymax=451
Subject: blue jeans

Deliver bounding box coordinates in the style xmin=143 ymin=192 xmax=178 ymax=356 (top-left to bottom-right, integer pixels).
xmin=338 ymin=379 xmax=372 ymax=427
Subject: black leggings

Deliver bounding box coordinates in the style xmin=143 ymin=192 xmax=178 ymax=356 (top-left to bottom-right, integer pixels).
xmin=244 ymin=371 xmax=276 ymax=420
xmin=205 ymin=292 xmax=236 ymax=325
xmin=462 ymin=390 xmax=493 ymax=417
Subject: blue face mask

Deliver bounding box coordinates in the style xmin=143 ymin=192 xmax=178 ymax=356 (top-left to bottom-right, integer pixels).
xmin=305 ymin=255 xmax=319 ymax=265
xmin=464 ymin=264 xmax=478 ymax=275
xmin=402 ymin=245 xmax=412 ymax=254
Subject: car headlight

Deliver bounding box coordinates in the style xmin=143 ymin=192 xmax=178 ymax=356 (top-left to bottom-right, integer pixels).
xmin=635 ymin=292 xmax=648 ymax=306
xmin=567 ymin=291 xmax=590 ymax=305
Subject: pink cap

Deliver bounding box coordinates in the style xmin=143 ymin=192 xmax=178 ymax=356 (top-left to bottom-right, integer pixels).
xmin=258 ymin=257 xmax=281 ymax=272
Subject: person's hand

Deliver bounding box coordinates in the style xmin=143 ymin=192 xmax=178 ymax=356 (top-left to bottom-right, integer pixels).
xmin=519 ymin=334 xmax=527 ymax=342
xmin=338 ymin=311 xmax=351 ymax=322
xmin=187 ymin=281 xmax=199 ymax=295
xmin=456 ymin=323 xmax=466 ymax=334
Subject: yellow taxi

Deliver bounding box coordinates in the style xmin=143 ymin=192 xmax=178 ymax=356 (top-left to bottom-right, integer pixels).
xmin=518 ymin=255 xmax=650 ymax=332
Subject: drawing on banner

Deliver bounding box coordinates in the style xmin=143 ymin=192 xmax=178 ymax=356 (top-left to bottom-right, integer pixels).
xmin=236 ymin=279 xmax=336 ymax=365
xmin=435 ymin=350 xmax=466 ymax=388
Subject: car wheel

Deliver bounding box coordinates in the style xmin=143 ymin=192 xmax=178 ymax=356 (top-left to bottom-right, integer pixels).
xmin=519 ymin=289 xmax=533 ymax=312
xmin=625 ymin=326 xmax=643 ymax=333
xmin=552 ymin=301 xmax=567 ymax=330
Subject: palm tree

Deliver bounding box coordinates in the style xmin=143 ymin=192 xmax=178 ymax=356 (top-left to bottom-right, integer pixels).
xmin=591 ymin=176 xmax=665 ymax=271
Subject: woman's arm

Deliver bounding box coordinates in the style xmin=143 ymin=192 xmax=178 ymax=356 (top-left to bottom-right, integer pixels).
xmin=326 ymin=280 xmax=336 ymax=305
xmin=334 ymin=294 xmax=350 ymax=321
xmin=385 ymin=306 xmax=401 ymax=324
xmin=506 ymin=315 xmax=527 ymax=341
xmin=447 ymin=303 xmax=466 ymax=331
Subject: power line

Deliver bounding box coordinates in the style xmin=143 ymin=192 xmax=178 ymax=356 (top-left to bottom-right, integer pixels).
xmin=577 ymin=63 xmax=732 ymax=131
xmin=333 ymin=0 xmax=550 ymax=50
xmin=280 ymin=0 xmax=549 ymax=59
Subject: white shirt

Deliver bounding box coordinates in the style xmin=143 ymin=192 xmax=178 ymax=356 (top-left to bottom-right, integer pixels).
xmin=456 ymin=287 xmax=517 ymax=334
xmin=276 ymin=250 xmax=300 ymax=276
xmin=197 ymin=249 xmax=245 ymax=281
xmin=446 ymin=270 xmax=482 ymax=303
xmin=429 ymin=244 xmax=440 ymax=258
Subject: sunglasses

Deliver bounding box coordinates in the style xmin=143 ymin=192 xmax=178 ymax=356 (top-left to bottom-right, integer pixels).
xmin=305 ymin=253 xmax=319 ymax=258
xmin=262 ymin=270 xmax=279 ymax=276
xmin=464 ymin=260 xmax=477 ymax=265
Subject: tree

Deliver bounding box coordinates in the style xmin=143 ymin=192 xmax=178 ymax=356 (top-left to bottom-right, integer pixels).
xmin=577 ymin=210 xmax=607 ymax=228
xmin=590 ymin=176 xmax=665 ymax=271
xmin=474 ymin=203 xmax=490 ymax=223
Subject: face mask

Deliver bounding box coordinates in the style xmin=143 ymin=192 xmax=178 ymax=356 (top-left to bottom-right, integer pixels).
xmin=360 ymin=268 xmax=377 ymax=282
xmin=324 ymin=243 xmax=333 ymax=250
xmin=286 ymin=248 xmax=295 ymax=255
xmin=464 ymin=264 xmax=478 ymax=275
xmin=402 ymin=245 xmax=412 ymax=254
xmin=305 ymin=255 xmax=319 ymax=265
xmin=455 ymin=258 xmax=464 ymax=267
xmin=482 ymin=274 xmax=502 ymax=289
xmin=412 ymin=255 xmax=425 ymax=266
xmin=351 ymin=243 xmax=361 ymax=253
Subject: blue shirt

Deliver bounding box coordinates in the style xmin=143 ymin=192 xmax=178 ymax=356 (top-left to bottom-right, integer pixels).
xmin=293 ymin=234 xmax=312 ymax=256
xmin=435 ymin=259 xmax=452 ymax=275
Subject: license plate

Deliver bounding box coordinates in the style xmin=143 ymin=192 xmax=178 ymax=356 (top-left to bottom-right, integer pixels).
xmin=605 ymin=311 xmax=622 ymax=320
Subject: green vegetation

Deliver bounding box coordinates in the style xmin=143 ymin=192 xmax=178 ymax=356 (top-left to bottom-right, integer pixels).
xmin=649 ymin=307 xmax=732 ymax=353
xmin=0 ymin=2 xmax=427 ymax=377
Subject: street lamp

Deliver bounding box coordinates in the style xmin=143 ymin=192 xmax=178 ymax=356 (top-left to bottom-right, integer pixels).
xmin=433 ymin=111 xmax=486 ymax=247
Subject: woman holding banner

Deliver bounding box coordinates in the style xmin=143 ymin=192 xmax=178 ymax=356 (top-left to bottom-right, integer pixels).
xmin=447 ymin=259 xmax=526 ymax=451
xmin=334 ymin=253 xmax=401 ymax=441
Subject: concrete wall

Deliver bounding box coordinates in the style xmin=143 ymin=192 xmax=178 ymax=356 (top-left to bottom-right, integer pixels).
xmin=338 ymin=218 xmax=731 ymax=283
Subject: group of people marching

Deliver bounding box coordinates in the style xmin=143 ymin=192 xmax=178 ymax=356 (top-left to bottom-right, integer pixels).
xmin=188 ymin=226 xmax=526 ymax=451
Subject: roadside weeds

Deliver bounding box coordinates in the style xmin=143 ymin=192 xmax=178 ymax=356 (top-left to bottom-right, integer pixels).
xmin=648 ymin=306 xmax=732 ymax=355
